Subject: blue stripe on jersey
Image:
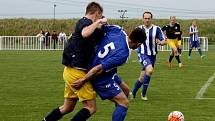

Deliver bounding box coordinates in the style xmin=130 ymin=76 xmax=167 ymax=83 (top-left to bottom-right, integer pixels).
xmin=149 ymin=28 xmax=153 ymax=55
xmin=137 ymin=25 xmax=165 ymax=55
xmin=189 ymin=26 xmax=199 ymax=42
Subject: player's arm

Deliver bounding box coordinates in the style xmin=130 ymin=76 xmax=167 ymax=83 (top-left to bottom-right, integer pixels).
xmin=156 ymin=27 xmax=167 ymax=45
xmin=72 ymin=53 xmax=128 ymax=89
xmin=82 ymin=18 xmax=107 ymax=38
xmin=71 ymin=64 xmax=104 ymax=89
xmin=175 ymin=24 xmax=181 ymax=35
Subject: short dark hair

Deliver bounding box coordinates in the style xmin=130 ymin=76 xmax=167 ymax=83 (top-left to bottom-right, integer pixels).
xmin=143 ymin=11 xmax=153 ymax=19
xmin=129 ymin=28 xmax=147 ymax=43
xmin=86 ymin=2 xmax=103 ymax=15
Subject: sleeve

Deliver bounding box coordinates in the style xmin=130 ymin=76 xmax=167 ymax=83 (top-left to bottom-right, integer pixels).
xmin=101 ymin=49 xmax=129 ymax=72
xmin=177 ymin=24 xmax=181 ymax=32
xmin=156 ymin=27 xmax=165 ymax=41
xmin=76 ymin=19 xmax=92 ymax=33
xmin=188 ymin=26 xmax=192 ymax=33
xmin=161 ymin=25 xmax=167 ymax=31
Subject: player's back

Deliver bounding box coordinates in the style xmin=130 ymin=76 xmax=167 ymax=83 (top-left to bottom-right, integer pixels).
xmin=91 ymin=25 xmax=130 ymax=86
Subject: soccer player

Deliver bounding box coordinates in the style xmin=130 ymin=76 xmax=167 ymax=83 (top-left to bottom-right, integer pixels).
xmin=188 ymin=20 xmax=206 ymax=59
xmin=42 ymin=2 xmax=107 ymax=121
xmin=72 ymin=25 xmax=147 ymax=121
xmin=162 ymin=16 xmax=183 ymax=68
xmin=129 ymin=12 xmax=166 ymax=101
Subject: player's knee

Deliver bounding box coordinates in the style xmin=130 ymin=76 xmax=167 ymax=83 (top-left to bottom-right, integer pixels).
xmin=87 ymin=106 xmax=97 ymax=115
xmin=59 ymin=105 xmax=74 ymax=115
xmin=146 ymin=67 xmax=153 ymax=76
xmin=124 ymin=98 xmax=129 ymax=107
xmin=122 ymin=85 xmax=130 ymax=96
xmin=139 ymin=76 xmax=144 ymax=81
xmin=118 ymin=98 xmax=129 ymax=108
xmin=83 ymin=101 xmax=97 ymax=115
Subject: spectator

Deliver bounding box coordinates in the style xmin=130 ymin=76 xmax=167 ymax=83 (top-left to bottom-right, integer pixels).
xmin=36 ymin=30 xmax=45 ymax=49
xmin=52 ymin=31 xmax=58 ymax=49
xmin=45 ymin=30 xmax=50 ymax=48
xmin=59 ymin=31 xmax=67 ymax=45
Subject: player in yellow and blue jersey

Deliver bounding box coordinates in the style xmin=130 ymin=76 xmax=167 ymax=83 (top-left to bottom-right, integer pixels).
xmin=42 ymin=2 xmax=107 ymax=121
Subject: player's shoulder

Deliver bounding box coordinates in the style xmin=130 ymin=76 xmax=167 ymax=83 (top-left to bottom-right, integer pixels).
xmin=175 ymin=22 xmax=181 ymax=26
xmin=152 ymin=24 xmax=162 ymax=29
xmin=137 ymin=25 xmax=145 ymax=29
xmin=77 ymin=17 xmax=92 ymax=26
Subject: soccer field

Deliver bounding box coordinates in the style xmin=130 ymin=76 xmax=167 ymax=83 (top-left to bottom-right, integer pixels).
xmin=0 ymin=46 xmax=215 ymax=121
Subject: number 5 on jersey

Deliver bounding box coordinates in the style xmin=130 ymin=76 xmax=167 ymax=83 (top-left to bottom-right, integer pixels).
xmin=98 ymin=42 xmax=115 ymax=58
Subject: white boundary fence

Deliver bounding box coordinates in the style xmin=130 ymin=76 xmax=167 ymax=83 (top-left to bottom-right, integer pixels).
xmin=0 ymin=36 xmax=208 ymax=51
xmin=0 ymin=36 xmax=68 ymax=50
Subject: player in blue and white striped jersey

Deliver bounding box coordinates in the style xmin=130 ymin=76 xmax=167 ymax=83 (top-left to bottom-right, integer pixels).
xmin=188 ymin=20 xmax=205 ymax=59
xmin=130 ymin=12 xmax=166 ymax=101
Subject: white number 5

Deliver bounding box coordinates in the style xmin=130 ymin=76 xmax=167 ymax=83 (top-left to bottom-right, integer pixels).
xmin=98 ymin=42 xmax=115 ymax=58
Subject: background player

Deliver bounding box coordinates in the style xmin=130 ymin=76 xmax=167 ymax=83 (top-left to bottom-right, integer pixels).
xmin=130 ymin=12 xmax=166 ymax=101
xmin=188 ymin=20 xmax=206 ymax=59
xmin=42 ymin=2 xmax=107 ymax=121
xmin=162 ymin=16 xmax=183 ymax=68
xmin=72 ymin=25 xmax=147 ymax=121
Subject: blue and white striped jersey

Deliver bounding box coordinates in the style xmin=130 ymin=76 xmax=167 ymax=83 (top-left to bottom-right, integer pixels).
xmin=137 ymin=24 xmax=165 ymax=55
xmin=189 ymin=26 xmax=199 ymax=42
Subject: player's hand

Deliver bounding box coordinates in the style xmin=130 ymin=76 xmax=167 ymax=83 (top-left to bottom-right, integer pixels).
xmin=99 ymin=17 xmax=107 ymax=24
xmin=71 ymin=79 xmax=85 ymax=90
xmin=156 ymin=39 xmax=162 ymax=45
xmin=175 ymin=32 xmax=180 ymax=35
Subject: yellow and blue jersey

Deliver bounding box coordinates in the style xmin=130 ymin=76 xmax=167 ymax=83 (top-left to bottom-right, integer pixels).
xmin=62 ymin=17 xmax=104 ymax=70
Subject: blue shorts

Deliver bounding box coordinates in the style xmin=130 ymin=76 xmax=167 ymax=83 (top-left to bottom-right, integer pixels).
xmin=138 ymin=54 xmax=156 ymax=70
xmin=113 ymin=74 xmax=123 ymax=85
xmin=93 ymin=80 xmax=122 ymax=100
xmin=190 ymin=41 xmax=200 ymax=49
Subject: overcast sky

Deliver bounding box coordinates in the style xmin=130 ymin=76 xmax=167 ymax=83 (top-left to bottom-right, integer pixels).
xmin=0 ymin=0 xmax=215 ymax=19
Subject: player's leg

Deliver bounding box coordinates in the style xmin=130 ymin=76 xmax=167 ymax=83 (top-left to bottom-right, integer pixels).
xmin=188 ymin=42 xmax=194 ymax=59
xmin=71 ymin=99 xmax=96 ymax=121
xmin=167 ymin=39 xmax=176 ymax=67
xmin=62 ymin=67 xmax=96 ymax=121
xmin=130 ymin=70 xmax=145 ymax=99
xmin=196 ymin=41 xmax=205 ymax=58
xmin=42 ymin=98 xmax=78 ymax=121
xmin=177 ymin=40 xmax=182 ymax=56
xmin=111 ymin=92 xmax=129 ymax=121
xmin=114 ymin=74 xmax=130 ymax=97
xmin=141 ymin=64 xmax=153 ymax=100
xmin=168 ymin=50 xmax=174 ymax=67
xmin=70 ymin=80 xmax=97 ymax=121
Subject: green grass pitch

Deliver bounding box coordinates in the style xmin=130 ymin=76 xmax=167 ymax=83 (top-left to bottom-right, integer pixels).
xmin=0 ymin=46 xmax=215 ymax=121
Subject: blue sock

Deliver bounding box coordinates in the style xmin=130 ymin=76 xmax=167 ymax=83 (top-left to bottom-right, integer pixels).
xmin=132 ymin=80 xmax=143 ymax=97
xmin=198 ymin=48 xmax=202 ymax=56
xmin=112 ymin=105 xmax=128 ymax=121
xmin=188 ymin=49 xmax=192 ymax=56
xmin=142 ymin=75 xmax=151 ymax=97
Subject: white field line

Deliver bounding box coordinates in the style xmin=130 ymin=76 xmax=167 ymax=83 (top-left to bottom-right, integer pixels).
xmin=195 ymin=72 xmax=215 ymax=100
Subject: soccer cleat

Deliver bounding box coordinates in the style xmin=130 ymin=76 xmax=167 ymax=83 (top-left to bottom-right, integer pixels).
xmin=188 ymin=56 xmax=191 ymax=59
xmin=129 ymin=92 xmax=135 ymax=100
xmin=141 ymin=96 xmax=148 ymax=101
xmin=201 ymin=55 xmax=206 ymax=59
xmin=179 ymin=63 xmax=183 ymax=68
xmin=141 ymin=93 xmax=148 ymax=101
